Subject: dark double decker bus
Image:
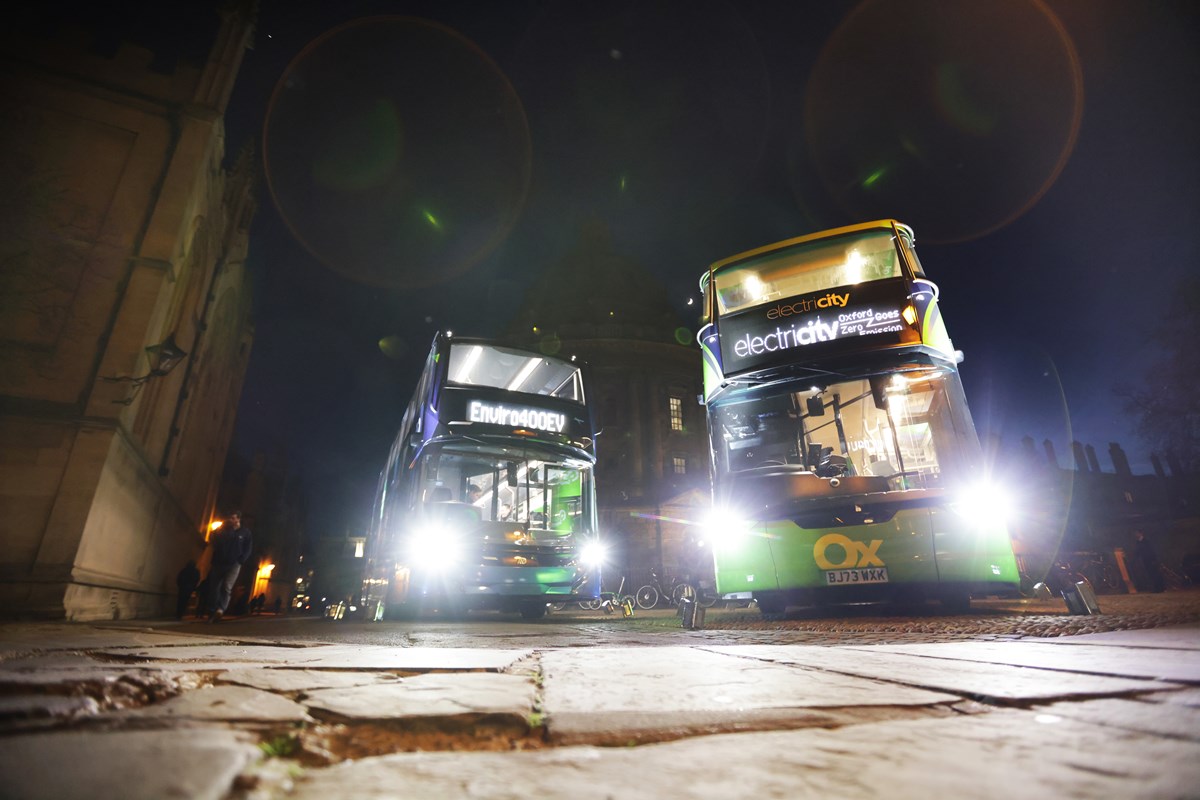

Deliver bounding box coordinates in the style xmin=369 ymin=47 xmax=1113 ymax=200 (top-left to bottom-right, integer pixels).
xmin=360 ymin=333 xmax=604 ymax=620
xmin=697 ymin=220 xmax=1019 ymax=615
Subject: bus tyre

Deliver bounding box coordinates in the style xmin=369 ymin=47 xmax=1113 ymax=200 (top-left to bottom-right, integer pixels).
xmin=385 ymin=601 xmax=418 ymax=621
xmin=519 ymin=602 xmax=548 ymax=620
xmin=754 ymin=593 xmax=786 ymax=619
xmin=940 ymin=591 xmax=971 ymax=614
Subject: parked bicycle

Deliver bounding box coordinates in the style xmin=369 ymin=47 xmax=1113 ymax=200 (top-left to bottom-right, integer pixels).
xmin=1073 ymin=551 xmax=1126 ymax=594
xmin=635 ymin=568 xmax=686 ymax=609
xmin=635 ymin=568 xmax=720 ymax=610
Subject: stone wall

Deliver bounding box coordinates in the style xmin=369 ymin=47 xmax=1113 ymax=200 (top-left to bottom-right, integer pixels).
xmin=0 ymin=5 xmax=257 ymax=619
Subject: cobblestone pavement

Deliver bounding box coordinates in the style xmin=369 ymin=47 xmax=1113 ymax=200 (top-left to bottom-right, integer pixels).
xmin=634 ymin=587 xmax=1200 ymax=644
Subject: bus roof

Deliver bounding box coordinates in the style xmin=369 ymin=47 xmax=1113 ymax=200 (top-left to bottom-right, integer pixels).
xmin=704 ymin=219 xmax=914 ymax=280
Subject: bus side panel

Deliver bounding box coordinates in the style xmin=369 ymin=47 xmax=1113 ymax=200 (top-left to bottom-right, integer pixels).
xmin=929 ymin=508 xmax=1021 ymax=587
xmin=713 ymin=528 xmax=780 ymax=595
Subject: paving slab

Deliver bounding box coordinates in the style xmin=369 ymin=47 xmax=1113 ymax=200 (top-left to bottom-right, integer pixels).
xmin=0 ymin=727 xmax=259 ymax=800
xmin=94 ymin=643 xmax=532 ymax=672
xmin=125 ymin=684 xmax=311 ymax=723
xmin=0 ymin=623 xmax=223 ymax=655
xmin=849 ymin=641 xmax=1200 ymax=683
xmin=0 ymin=694 xmax=101 ymax=720
xmin=540 ymin=646 xmax=958 ymax=742
xmin=303 ymin=673 xmax=537 ymax=720
xmin=0 ymin=652 xmax=114 ymax=671
xmin=1027 ymin=624 xmax=1200 ymax=651
xmin=285 ymin=709 xmax=1200 ymax=800
xmin=293 ymin=646 xmax=533 ymax=671
xmin=705 ymin=645 xmax=1179 ymax=701
xmin=218 ymin=667 xmax=397 ymax=693
xmin=1033 ymin=697 xmax=1200 ymax=741
xmin=93 ymin=644 xmax=329 ymax=666
xmin=1143 ymin=687 xmax=1200 ymax=708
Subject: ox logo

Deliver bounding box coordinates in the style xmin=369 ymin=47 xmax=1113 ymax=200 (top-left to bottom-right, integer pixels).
xmin=813 ymin=533 xmax=884 ymax=570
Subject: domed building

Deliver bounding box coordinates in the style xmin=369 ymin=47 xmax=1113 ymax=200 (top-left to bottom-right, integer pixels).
xmin=503 ymin=221 xmax=710 ymax=592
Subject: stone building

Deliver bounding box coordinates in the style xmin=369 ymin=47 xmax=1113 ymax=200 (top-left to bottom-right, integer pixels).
xmin=0 ymin=4 xmax=258 ymax=619
xmin=504 ymin=222 xmax=711 ymax=589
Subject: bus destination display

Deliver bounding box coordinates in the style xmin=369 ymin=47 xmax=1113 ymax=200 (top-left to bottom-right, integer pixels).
xmin=718 ymin=278 xmax=916 ymax=376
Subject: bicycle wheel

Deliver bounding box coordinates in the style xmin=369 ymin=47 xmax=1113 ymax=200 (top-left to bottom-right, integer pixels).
xmin=635 ymin=585 xmax=659 ymax=610
xmin=1102 ymin=564 xmax=1125 ymax=593
xmin=698 ymin=589 xmax=719 ymax=608
xmin=670 ymin=584 xmax=691 ymax=607
xmin=1162 ymin=566 xmax=1188 ymax=591
xmin=578 ymin=599 xmax=600 ymax=610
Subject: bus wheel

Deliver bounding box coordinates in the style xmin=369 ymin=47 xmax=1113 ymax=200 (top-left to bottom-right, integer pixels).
xmin=754 ymin=593 xmax=786 ymax=618
xmin=519 ymin=602 xmax=548 ymax=620
xmin=385 ymin=601 xmax=418 ymax=621
xmin=940 ymin=591 xmax=971 ymax=614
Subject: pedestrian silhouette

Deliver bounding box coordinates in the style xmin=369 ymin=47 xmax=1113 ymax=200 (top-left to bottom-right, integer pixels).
xmin=1132 ymin=530 xmax=1165 ymax=593
xmin=175 ymin=560 xmax=200 ymax=619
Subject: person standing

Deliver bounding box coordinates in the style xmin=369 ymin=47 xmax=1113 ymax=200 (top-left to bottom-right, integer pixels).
xmin=175 ymin=559 xmax=200 ymax=619
xmin=206 ymin=511 xmax=253 ymax=622
xmin=1132 ymin=529 xmax=1165 ymax=593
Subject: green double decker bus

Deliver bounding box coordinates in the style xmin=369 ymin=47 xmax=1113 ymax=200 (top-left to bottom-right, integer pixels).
xmin=697 ymin=220 xmax=1019 ymax=615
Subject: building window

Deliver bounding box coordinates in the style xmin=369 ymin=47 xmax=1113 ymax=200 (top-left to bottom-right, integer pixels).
xmin=672 ymin=456 xmax=687 ymax=475
xmin=669 ymin=396 xmax=684 ymax=431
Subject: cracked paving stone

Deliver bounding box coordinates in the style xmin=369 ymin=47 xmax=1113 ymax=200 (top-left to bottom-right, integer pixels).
xmin=126 ymin=684 xmax=310 ymax=722
xmin=283 ymin=708 xmax=1200 ymax=800
xmin=0 ymin=727 xmax=259 ymax=800
xmin=303 ymin=672 xmax=537 ymax=720
xmin=218 ymin=667 xmax=397 ymax=693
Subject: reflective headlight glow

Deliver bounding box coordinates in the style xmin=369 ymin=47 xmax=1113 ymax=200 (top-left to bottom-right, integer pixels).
xmin=951 ymin=482 xmax=1012 ymax=524
xmin=409 ymin=525 xmax=463 ymax=571
xmin=579 ymin=540 xmax=607 ymax=568
xmin=703 ymin=508 xmax=755 ymax=550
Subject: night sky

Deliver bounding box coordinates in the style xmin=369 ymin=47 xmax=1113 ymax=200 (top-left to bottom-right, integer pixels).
xmin=212 ymin=0 xmax=1199 ymax=532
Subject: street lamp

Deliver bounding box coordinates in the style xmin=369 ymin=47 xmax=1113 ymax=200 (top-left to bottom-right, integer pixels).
xmin=102 ymin=333 xmax=189 ymax=404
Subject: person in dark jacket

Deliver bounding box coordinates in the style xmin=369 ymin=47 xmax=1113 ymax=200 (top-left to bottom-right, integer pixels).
xmin=206 ymin=510 xmax=253 ymax=622
xmin=1133 ymin=529 xmax=1165 ymax=593
xmin=175 ymin=559 xmax=200 ymax=619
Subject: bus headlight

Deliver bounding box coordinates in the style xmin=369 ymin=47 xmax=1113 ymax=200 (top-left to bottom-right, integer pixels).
xmin=580 ymin=540 xmax=607 ymax=567
xmin=703 ymin=508 xmax=755 ymax=551
xmin=409 ymin=526 xmax=463 ymax=571
xmin=951 ymin=482 xmax=1012 ymax=525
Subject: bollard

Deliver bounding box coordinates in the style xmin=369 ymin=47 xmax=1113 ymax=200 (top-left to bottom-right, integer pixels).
xmin=681 ymin=596 xmax=704 ymax=629
xmin=678 ymin=584 xmax=704 ymax=629
xmin=1062 ymin=581 xmax=1101 ymax=615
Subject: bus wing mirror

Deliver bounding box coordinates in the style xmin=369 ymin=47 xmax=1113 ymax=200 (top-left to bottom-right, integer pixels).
xmin=806 ymin=395 xmax=825 ymax=417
